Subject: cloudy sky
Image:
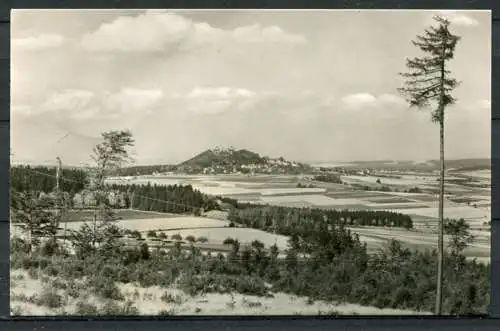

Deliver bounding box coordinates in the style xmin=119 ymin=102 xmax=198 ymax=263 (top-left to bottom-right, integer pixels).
xmin=11 ymin=9 xmax=491 ymax=166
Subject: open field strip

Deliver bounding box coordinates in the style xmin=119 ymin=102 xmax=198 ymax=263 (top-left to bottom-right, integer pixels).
xmin=349 ymin=227 xmax=490 ymax=252
xmin=364 ymin=196 xmax=417 ymax=203
xmin=65 ymin=209 xmax=178 ymax=221
xmin=367 ymin=202 xmax=430 ymax=209
xmin=341 ymin=175 xmax=434 ymax=186
xmin=261 ymin=195 xmax=363 ymax=207
xmin=260 ymin=188 xmax=327 ymax=195
xmin=384 ymin=206 xmax=489 ymax=220
xmin=460 ymin=170 xmax=491 ymax=179
xmin=325 ymin=191 xmax=389 ymax=199
xmin=160 ymin=227 xmax=290 ymax=249
xmin=10 ymin=269 xmax=425 ymax=316
xmin=60 ymin=216 xmax=231 ymax=233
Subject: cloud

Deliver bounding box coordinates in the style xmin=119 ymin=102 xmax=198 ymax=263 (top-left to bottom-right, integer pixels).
xmin=431 ymin=11 xmax=480 ymax=27
xmin=81 ymin=11 xmax=306 ymax=53
xmin=12 ymin=33 xmax=65 ymax=51
xmin=104 ymin=88 xmax=164 ymax=115
xmin=341 ymin=93 xmax=378 ymax=107
xmin=340 ymin=93 xmax=406 ymax=109
xmin=186 ymin=87 xmax=255 ymax=99
xmin=176 ymin=87 xmax=256 ymax=115
xmin=22 ymin=88 xmax=162 ymax=122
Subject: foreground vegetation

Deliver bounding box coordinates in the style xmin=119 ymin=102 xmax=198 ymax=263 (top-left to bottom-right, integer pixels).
xmin=10 ymin=222 xmax=489 ymax=316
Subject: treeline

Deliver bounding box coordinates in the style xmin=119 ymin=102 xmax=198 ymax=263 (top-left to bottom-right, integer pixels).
xmin=313 ymin=173 xmax=343 ymax=184
xmin=11 ymin=165 xmax=88 ymax=194
xmin=113 ymin=165 xmax=178 ymax=177
xmin=227 ymin=205 xmax=413 ymax=233
xmin=109 ymin=184 xmax=221 ymax=214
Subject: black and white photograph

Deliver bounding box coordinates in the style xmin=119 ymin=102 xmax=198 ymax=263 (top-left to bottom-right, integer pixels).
xmin=10 ymin=9 xmax=491 ymax=316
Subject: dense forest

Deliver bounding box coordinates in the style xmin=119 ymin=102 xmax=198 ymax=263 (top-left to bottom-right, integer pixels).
xmin=109 ymin=184 xmax=221 ymax=214
xmin=10 ymin=165 xmax=88 ymax=194
xmin=227 ymin=205 xmax=414 ymax=233
xmin=313 ymin=173 xmax=343 ymax=184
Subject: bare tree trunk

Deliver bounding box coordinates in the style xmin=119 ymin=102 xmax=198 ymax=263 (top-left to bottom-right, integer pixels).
xmin=436 ymin=116 xmax=445 ymax=315
xmin=435 ymin=35 xmax=448 ymax=316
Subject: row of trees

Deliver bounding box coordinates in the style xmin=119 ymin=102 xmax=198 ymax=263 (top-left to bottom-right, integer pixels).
xmin=227 ymin=205 xmax=414 ymax=234
xmin=11 ymin=165 xmax=88 ymax=194
xmin=313 ymin=173 xmax=343 ymax=184
xmin=109 ymin=183 xmax=221 ymax=214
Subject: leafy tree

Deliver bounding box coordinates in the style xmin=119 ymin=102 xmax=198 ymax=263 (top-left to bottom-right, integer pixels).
xmin=197 ymin=236 xmax=208 ymax=243
xmin=171 ymin=233 xmax=183 ymax=241
xmin=398 ymin=15 xmax=460 ymax=315
xmin=185 ymin=235 xmax=196 ymax=243
xmin=70 ymin=130 xmax=134 ymax=254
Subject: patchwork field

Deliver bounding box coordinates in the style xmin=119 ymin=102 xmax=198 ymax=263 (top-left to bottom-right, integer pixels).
xmin=100 ymin=169 xmax=490 ymax=263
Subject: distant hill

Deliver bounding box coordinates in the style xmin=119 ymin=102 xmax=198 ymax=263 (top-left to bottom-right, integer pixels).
xmin=315 ymin=158 xmax=490 ymax=172
xmin=179 ymin=147 xmax=265 ymax=168
xmin=177 ymin=147 xmax=312 ymax=174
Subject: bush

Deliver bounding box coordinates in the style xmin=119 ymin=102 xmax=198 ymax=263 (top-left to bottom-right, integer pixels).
xmin=35 ymin=289 xmax=63 ymax=309
xmin=11 ymin=305 xmax=23 ymax=316
xmin=185 ymin=235 xmax=196 ymax=243
xmin=75 ymin=301 xmax=99 ymax=315
xmin=160 ymin=292 xmax=182 ymax=304
xmin=88 ymin=277 xmax=124 ymax=301
xmin=41 ymin=239 xmax=60 ymax=256
xmin=158 ymin=309 xmax=175 ymax=316
xmin=197 ymin=236 xmax=208 ymax=243
xmin=171 ymin=234 xmax=183 ymax=241
xmin=147 ymin=230 xmax=157 ymax=238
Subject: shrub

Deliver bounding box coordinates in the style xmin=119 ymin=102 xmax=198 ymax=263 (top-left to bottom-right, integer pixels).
xmin=171 ymin=234 xmax=183 ymax=241
xmin=75 ymin=301 xmax=99 ymax=315
xmin=121 ymin=301 xmax=140 ymax=315
xmin=158 ymin=233 xmax=167 ymax=239
xmin=131 ymin=230 xmax=142 ymax=239
xmin=147 ymin=230 xmax=157 ymax=238
xmin=158 ymin=309 xmax=175 ymax=316
xmin=35 ymin=289 xmax=63 ymax=309
xmin=197 ymin=236 xmax=208 ymax=243
xmin=160 ymin=292 xmax=182 ymax=304
xmin=185 ymin=235 xmax=196 ymax=243
xmin=88 ymin=277 xmax=124 ymax=301
xmin=11 ymin=305 xmax=23 ymax=316
xmin=100 ymin=300 xmax=122 ymax=315
xmin=41 ymin=239 xmax=60 ymax=256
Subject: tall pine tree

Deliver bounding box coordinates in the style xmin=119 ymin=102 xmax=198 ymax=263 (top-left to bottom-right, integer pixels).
xmin=398 ymin=16 xmax=460 ymax=315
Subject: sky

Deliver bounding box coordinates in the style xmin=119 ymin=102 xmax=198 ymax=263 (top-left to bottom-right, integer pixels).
xmin=11 ymin=9 xmax=491 ymax=166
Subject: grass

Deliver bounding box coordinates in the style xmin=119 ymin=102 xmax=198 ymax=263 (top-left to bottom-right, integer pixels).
xmin=62 ymin=216 xmax=230 ymax=233
xmin=365 ymin=197 xmax=416 ymax=204
xmin=66 ymin=209 xmax=176 ymax=222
